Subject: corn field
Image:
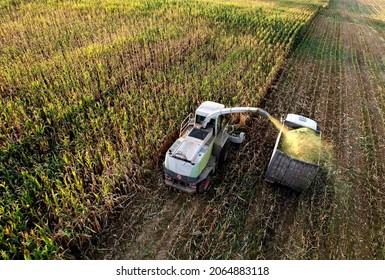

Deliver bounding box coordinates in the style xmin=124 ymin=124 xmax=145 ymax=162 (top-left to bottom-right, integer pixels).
xmin=0 ymin=0 xmax=327 ymax=259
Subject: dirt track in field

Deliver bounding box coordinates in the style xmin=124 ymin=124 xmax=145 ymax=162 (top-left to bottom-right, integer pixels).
xmin=85 ymin=0 xmax=385 ymax=259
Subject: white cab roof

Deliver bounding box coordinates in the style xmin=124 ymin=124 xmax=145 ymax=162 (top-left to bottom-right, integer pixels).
xmin=196 ymin=101 xmax=225 ymax=117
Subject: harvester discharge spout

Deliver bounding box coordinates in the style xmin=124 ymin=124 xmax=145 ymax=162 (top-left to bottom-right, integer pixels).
xmin=201 ymin=107 xmax=271 ymax=128
xmin=256 ymin=108 xmax=270 ymax=119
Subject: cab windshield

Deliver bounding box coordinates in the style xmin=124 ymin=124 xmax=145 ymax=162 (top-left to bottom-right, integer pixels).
xmin=195 ymin=114 xmax=205 ymax=124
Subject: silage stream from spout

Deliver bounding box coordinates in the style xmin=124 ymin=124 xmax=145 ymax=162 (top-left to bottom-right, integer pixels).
xmin=267 ymin=116 xmax=332 ymax=165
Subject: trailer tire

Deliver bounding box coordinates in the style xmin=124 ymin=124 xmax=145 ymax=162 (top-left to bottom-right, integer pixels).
xmin=219 ymin=140 xmax=230 ymax=165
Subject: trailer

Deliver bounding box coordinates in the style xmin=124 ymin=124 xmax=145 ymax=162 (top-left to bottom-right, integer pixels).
xmin=265 ymin=114 xmax=321 ymax=192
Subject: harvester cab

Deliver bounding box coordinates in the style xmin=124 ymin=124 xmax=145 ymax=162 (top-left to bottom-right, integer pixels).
xmin=163 ymin=101 xmax=270 ymax=194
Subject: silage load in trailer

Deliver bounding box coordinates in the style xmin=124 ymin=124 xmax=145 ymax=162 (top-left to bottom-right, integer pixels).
xmin=279 ymin=127 xmax=331 ymax=165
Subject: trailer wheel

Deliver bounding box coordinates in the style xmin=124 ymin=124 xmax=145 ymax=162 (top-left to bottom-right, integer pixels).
xmin=219 ymin=140 xmax=230 ymax=165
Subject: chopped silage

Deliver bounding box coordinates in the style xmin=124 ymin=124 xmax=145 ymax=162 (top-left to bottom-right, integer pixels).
xmin=279 ymin=127 xmax=332 ymax=165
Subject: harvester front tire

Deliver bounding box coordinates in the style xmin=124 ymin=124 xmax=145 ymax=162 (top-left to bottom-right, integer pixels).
xmin=198 ymin=184 xmax=205 ymax=194
xmin=219 ymin=141 xmax=230 ymax=165
xmin=198 ymin=177 xmax=211 ymax=194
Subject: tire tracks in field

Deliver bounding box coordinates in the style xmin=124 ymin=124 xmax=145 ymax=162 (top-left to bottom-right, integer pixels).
xmin=347 ymin=4 xmax=385 ymax=257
